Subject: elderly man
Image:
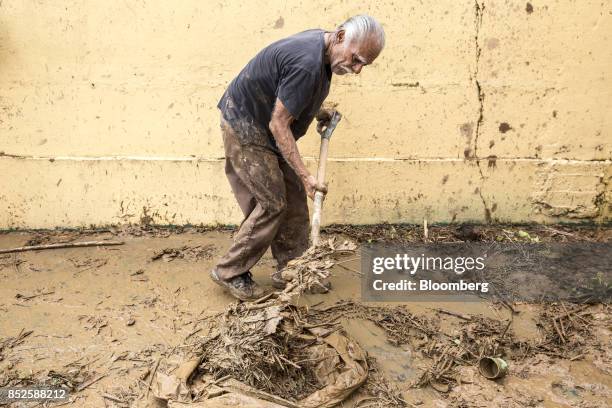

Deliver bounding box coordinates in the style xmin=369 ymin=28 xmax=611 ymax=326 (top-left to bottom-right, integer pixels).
xmin=211 ymin=15 xmax=385 ymax=300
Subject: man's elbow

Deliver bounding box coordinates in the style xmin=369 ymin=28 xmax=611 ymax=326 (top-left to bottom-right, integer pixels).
xmin=268 ymin=117 xmax=287 ymax=136
xmin=268 ymin=119 xmax=278 ymax=135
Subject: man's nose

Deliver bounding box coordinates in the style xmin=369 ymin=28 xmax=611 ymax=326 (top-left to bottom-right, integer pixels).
xmin=352 ymin=64 xmax=363 ymax=74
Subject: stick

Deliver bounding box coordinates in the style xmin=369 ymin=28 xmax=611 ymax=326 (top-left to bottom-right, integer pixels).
xmin=335 ymin=256 xmax=360 ymax=265
xmin=336 ymin=262 xmax=363 ymax=276
xmin=500 ymin=318 xmax=513 ymax=341
xmin=278 ymin=355 xmax=301 ymax=369
xmin=0 ymin=240 xmax=124 ymax=254
xmin=543 ymin=226 xmax=593 ymax=241
xmin=101 ymin=393 xmax=126 ymax=404
xmin=146 ymin=358 xmax=161 ymax=398
xmin=435 ymin=309 xmax=472 ymax=321
xmin=552 ymin=318 xmax=566 ymax=343
xmin=313 ymin=300 xmax=354 ymax=312
xmin=211 ymin=374 xmax=231 ymax=385
xmin=16 ymin=291 xmax=55 ymax=300
xmin=553 ymin=304 xmax=590 ymax=321
xmin=75 ymin=374 xmax=106 ymax=392
xmin=251 ymin=291 xmax=276 ymax=304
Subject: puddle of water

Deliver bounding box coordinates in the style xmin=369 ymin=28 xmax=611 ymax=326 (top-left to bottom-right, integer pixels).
xmin=342 ymin=318 xmax=418 ymax=384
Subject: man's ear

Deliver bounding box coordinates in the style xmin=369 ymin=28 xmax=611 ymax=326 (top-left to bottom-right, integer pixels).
xmin=336 ymin=29 xmax=345 ymax=43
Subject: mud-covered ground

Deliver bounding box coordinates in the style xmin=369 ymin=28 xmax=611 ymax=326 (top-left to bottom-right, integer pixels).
xmin=0 ymin=225 xmax=610 ymax=407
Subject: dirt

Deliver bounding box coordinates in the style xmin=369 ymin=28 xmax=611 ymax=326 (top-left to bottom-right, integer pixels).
xmin=0 ymin=226 xmax=610 ymax=407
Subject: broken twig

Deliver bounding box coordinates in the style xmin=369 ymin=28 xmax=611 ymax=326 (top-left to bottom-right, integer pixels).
xmin=0 ymin=241 xmax=124 ymax=254
xmin=435 ymin=309 xmax=472 ymax=321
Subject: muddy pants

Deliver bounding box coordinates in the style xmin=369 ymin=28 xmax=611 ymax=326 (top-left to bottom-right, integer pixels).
xmin=214 ymin=119 xmax=310 ymax=280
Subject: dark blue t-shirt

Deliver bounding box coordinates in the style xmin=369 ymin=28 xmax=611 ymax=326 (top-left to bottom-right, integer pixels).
xmin=218 ymin=29 xmax=332 ymax=152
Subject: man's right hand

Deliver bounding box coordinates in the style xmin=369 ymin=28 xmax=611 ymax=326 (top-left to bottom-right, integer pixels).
xmin=316 ymin=108 xmax=338 ymax=136
xmin=304 ymin=174 xmax=328 ymax=201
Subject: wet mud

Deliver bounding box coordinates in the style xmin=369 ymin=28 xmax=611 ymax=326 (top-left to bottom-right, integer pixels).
xmin=0 ymin=227 xmax=610 ymax=407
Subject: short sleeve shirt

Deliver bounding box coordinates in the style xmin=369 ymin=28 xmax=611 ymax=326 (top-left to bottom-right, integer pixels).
xmin=218 ymin=29 xmax=332 ymax=153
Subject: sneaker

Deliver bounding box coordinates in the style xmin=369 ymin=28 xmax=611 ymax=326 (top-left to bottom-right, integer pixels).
xmin=210 ymin=269 xmax=265 ymax=301
xmin=271 ymin=271 xmax=287 ymax=289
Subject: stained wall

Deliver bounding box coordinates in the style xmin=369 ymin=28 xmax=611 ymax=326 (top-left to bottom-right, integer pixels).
xmin=1 ymin=1 xmax=610 ymax=228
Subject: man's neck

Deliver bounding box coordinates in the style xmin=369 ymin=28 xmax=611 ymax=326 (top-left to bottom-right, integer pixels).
xmin=323 ymin=32 xmax=333 ymax=64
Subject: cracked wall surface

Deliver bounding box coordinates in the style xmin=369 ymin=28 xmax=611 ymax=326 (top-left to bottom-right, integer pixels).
xmin=0 ymin=1 xmax=610 ymax=228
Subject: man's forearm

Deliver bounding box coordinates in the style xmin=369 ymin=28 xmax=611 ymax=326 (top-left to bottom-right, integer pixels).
xmin=270 ymin=125 xmax=309 ymax=180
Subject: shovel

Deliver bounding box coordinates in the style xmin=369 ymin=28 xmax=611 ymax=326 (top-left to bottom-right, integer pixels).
xmin=310 ymin=111 xmax=342 ymax=246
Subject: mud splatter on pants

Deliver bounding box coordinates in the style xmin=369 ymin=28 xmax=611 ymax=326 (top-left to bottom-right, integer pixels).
xmin=214 ymin=118 xmax=310 ymax=280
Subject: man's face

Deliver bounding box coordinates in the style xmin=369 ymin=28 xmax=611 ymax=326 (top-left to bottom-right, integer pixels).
xmin=329 ymin=31 xmax=382 ymax=75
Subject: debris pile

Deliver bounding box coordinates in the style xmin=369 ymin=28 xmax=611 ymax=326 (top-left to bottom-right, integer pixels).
xmin=279 ymin=238 xmax=357 ymax=295
xmin=414 ymin=315 xmax=513 ymax=390
xmin=323 ymin=223 xmax=607 ymax=244
xmin=307 ymin=301 xmax=514 ymax=391
xmin=146 ymin=237 xmax=601 ymax=406
xmin=150 ymin=238 xmax=374 ymax=407
xmin=534 ymin=303 xmax=595 ymax=359
xmin=197 ymin=302 xmax=318 ymax=400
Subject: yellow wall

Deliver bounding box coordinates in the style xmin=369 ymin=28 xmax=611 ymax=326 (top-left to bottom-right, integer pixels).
xmin=1 ymin=1 xmax=610 ymax=228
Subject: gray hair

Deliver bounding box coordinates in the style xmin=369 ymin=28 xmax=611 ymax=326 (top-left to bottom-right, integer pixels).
xmin=339 ymin=15 xmax=385 ymax=50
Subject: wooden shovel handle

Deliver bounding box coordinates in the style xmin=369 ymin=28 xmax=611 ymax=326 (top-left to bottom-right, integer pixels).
xmin=315 ymin=138 xmax=330 ymax=185
xmin=310 ymin=112 xmax=341 ymax=246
